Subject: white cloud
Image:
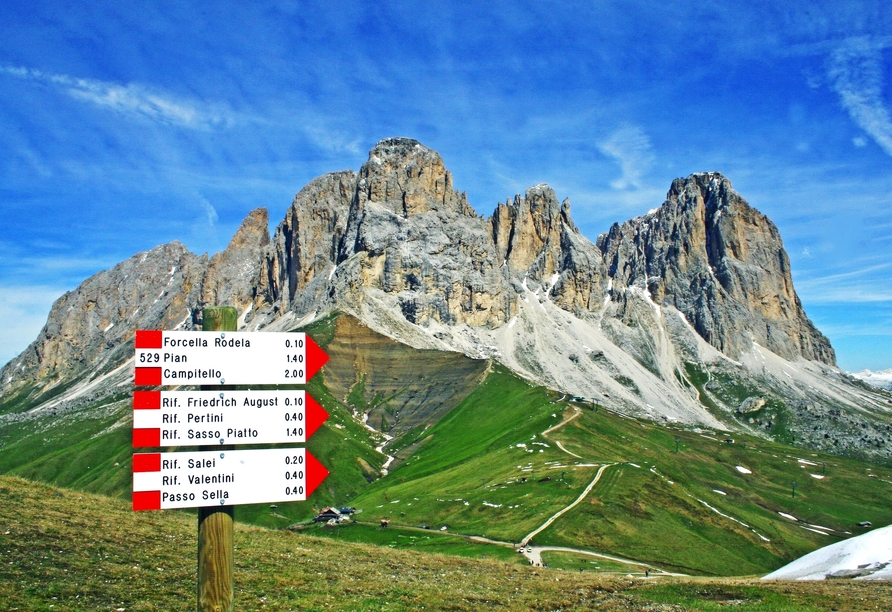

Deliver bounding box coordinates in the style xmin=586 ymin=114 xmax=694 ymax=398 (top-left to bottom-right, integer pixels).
xmin=796 ymin=262 xmax=892 ymax=303
xmin=198 ymin=196 xmax=219 ymax=228
xmin=0 ymin=65 xmax=235 ymax=130
xmin=597 ymin=125 xmax=655 ymax=190
xmin=826 ymin=36 xmax=892 ymax=156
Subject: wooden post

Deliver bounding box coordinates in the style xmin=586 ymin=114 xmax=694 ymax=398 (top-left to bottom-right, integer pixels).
xmin=198 ymin=306 xmax=237 ymax=612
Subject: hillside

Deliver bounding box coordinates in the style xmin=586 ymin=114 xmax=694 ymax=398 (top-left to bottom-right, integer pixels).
xmin=2 ymin=474 xmax=890 ymax=611
xmin=2 ymin=313 xmax=892 ymax=578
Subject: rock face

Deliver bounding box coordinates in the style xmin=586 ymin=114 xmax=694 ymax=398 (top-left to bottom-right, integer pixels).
xmin=4 ymin=137 xmax=872 ymax=440
xmin=0 ymin=210 xmax=270 ymax=400
xmin=202 ymin=207 xmax=270 ymax=315
xmin=599 ymin=173 xmax=834 ymax=364
xmin=491 ymin=185 xmax=606 ymax=314
xmin=259 ymin=171 xmax=355 ymax=315
xmin=1 ymin=242 xmax=206 ymax=395
xmin=336 ymin=138 xmax=508 ymax=328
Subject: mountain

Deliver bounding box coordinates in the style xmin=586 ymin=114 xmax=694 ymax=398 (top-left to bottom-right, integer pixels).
xmin=2 ymin=137 xmax=891 ymax=463
xmin=763 ymin=523 xmax=892 ymax=580
xmin=852 ymin=369 xmax=892 ymax=392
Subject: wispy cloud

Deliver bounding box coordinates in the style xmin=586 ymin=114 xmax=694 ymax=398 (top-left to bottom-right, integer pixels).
xmin=597 ymin=125 xmax=655 ymax=190
xmin=198 ymin=196 xmax=219 ymax=228
xmin=796 ymin=262 xmax=892 ymax=303
xmin=826 ymin=36 xmax=892 ymax=156
xmin=0 ymin=65 xmax=235 ymax=130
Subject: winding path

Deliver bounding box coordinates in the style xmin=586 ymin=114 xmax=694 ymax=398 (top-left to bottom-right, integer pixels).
xmin=520 ymin=463 xmax=613 ymax=546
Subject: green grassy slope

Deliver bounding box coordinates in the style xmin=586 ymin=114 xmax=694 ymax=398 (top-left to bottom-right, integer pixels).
xmin=342 ymin=365 xmax=892 ymax=576
xmin=3 ymin=313 xmax=892 ymax=578
xmin=3 ymin=474 xmax=889 ymax=612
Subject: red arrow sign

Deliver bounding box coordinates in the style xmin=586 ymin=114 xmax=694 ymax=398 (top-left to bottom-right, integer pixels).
xmin=304 ymin=335 xmax=329 ymax=382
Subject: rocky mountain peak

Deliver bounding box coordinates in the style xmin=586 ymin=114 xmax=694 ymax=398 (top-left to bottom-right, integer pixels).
xmin=201 ymin=207 xmax=269 ymax=314
xmin=491 ymin=183 xmax=581 ymax=275
xmin=356 ymin=137 xmax=474 ymax=218
xmin=3 ymin=139 xmax=855 ymax=439
xmin=600 ymin=172 xmax=835 ymax=365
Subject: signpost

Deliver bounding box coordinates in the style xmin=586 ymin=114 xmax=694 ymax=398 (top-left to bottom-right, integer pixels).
xmin=132 ymin=390 xmax=328 ymax=447
xmin=132 ymin=306 xmax=330 ymax=612
xmin=134 ymin=330 xmax=328 ymax=385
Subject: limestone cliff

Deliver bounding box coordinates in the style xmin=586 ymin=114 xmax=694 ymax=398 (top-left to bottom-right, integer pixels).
xmin=6 ymin=138 xmax=879 ymax=447
xmin=598 ymin=172 xmax=835 ymax=364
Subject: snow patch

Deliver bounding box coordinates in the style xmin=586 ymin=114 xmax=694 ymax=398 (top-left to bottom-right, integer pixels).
xmin=763 ymin=524 xmax=892 ymax=580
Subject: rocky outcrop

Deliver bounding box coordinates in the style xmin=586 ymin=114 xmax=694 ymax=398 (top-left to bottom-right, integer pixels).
xmin=599 ymin=172 xmax=835 ymax=365
xmin=2 ymin=138 xmax=851 ymax=433
xmin=0 ymin=242 xmax=206 ymax=396
xmin=335 ymin=138 xmax=506 ymax=328
xmin=490 ymin=184 xmax=607 ymax=313
xmin=259 ymin=172 xmax=355 ymax=314
xmin=201 ymin=207 xmax=269 ymax=314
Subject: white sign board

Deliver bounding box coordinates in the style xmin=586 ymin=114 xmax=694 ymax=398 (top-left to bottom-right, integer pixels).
xmin=134 ymin=330 xmax=328 ymax=386
xmin=132 ymin=448 xmax=328 ymax=510
xmin=132 ymin=390 xmax=327 ymax=447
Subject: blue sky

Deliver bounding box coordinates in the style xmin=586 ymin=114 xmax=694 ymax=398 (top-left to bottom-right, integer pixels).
xmin=1 ymin=1 xmax=890 ymax=372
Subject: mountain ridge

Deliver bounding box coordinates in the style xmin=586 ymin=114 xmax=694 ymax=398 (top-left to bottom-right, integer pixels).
xmin=3 ymin=137 xmax=891 ymax=460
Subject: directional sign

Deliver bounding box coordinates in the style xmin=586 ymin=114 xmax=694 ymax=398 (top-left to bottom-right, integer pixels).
xmin=132 ymin=448 xmax=328 ymax=510
xmin=133 ymin=331 xmax=328 ymax=386
xmin=132 ymin=390 xmax=328 ymax=447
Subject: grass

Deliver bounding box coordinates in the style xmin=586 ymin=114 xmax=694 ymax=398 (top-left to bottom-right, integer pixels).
xmin=539 ymin=551 xmax=648 ymax=574
xmin=537 ymin=403 xmax=892 ymax=575
xmin=295 ymin=521 xmax=521 ymax=563
xmin=3 ymin=474 xmax=891 ymax=611
xmin=4 ymin=313 xmax=892 ymax=580
xmin=343 ymin=363 xmax=892 ymax=576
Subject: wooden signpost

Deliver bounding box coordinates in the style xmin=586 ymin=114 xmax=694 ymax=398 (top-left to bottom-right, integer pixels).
xmin=132 ymin=306 xmax=330 ymax=612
